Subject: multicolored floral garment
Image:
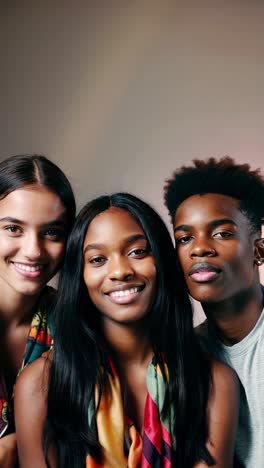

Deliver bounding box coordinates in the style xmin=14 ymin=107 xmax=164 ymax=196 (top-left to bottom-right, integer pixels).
xmin=0 ymin=287 xmax=53 ymax=437
xmin=86 ymin=356 xmax=176 ymax=468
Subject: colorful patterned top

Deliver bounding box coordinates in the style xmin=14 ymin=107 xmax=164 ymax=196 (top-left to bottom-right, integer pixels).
xmin=86 ymin=356 xmax=176 ymax=468
xmin=0 ymin=286 xmax=54 ymax=438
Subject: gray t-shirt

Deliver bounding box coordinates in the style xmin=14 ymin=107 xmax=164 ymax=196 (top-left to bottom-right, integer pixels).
xmin=196 ymin=308 xmax=264 ymax=468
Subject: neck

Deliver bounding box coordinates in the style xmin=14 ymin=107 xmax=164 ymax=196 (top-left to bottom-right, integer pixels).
xmin=0 ymin=283 xmax=41 ymax=328
xmin=101 ymin=318 xmax=153 ymax=366
xmin=202 ymin=283 xmax=263 ymax=345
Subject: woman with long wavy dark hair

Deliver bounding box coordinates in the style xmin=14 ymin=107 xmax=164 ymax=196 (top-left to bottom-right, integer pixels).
xmin=15 ymin=193 xmax=239 ymax=468
xmin=0 ymin=154 xmax=76 ymax=467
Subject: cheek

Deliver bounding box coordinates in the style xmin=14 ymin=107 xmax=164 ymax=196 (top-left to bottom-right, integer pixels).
xmin=223 ymin=244 xmax=254 ymax=273
xmin=149 ymin=262 xmax=157 ymax=276
xmin=144 ymin=263 xmax=157 ymax=290
xmin=176 ymin=249 xmax=189 ymax=275
xmin=83 ymin=267 xmax=103 ymax=296
xmin=48 ymin=243 xmax=66 ymax=264
xmin=225 ymin=258 xmax=254 ymax=283
xmin=141 ymin=257 xmax=156 ymax=277
xmin=0 ymin=238 xmax=18 ymax=254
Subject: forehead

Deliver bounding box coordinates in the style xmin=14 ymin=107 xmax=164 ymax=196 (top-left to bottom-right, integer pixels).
xmin=0 ymin=186 xmax=66 ymax=222
xmin=84 ymin=207 xmax=144 ymax=243
xmin=174 ymin=193 xmax=248 ymax=228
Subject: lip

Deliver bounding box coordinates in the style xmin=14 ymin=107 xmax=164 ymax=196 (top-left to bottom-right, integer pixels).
xmin=189 ymin=262 xmax=221 ymax=283
xmin=105 ymin=284 xmax=145 ymax=305
xmin=105 ymin=283 xmax=145 ymax=294
xmin=10 ymin=261 xmax=46 ymax=279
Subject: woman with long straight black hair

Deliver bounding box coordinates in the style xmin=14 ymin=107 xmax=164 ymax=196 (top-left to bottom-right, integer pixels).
xmin=15 ymin=193 xmax=238 ymax=468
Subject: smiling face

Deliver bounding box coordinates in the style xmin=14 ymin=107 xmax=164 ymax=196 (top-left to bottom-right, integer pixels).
xmin=83 ymin=207 xmax=157 ymax=327
xmin=173 ymin=193 xmax=260 ymax=304
xmin=0 ymin=185 xmax=67 ymax=300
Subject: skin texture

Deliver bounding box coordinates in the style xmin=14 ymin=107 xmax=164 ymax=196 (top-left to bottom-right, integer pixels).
xmin=15 ymin=357 xmax=51 ymax=468
xmin=0 ymin=186 xmax=67 ymax=302
xmin=194 ymin=361 xmax=239 ymax=468
xmin=83 ymin=207 xmax=157 ymax=328
xmin=174 ymin=194 xmax=258 ymax=302
xmin=0 ymin=433 xmax=17 ymax=468
xmin=15 ymin=206 xmax=239 ymax=468
xmin=174 ymin=193 xmax=263 ymax=343
xmin=0 ymin=185 xmax=67 ymax=467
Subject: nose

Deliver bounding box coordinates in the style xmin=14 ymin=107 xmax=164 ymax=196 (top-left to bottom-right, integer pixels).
xmin=23 ymin=233 xmax=45 ymax=260
xmin=108 ymin=255 xmax=134 ymax=281
xmin=190 ymin=237 xmax=216 ymax=258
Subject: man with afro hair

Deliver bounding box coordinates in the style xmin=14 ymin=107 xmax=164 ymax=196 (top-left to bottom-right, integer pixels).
xmin=164 ymin=156 xmax=264 ymax=468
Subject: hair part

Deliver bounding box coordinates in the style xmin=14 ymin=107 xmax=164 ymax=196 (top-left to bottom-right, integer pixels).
xmin=0 ymin=154 xmax=76 ymax=229
xmin=164 ymin=156 xmax=264 ymax=233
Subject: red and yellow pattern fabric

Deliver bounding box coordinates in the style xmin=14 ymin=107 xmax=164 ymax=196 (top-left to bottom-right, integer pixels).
xmin=0 ymin=287 xmax=53 ymax=437
xmin=0 ymin=377 xmax=10 ymax=437
xmin=86 ymin=357 xmax=176 ymax=468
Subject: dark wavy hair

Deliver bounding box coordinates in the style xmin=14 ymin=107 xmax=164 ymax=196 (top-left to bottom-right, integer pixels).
xmin=164 ymin=156 xmax=264 ymax=233
xmin=45 ymin=192 xmax=213 ymax=467
xmin=0 ymin=153 xmax=76 ymax=229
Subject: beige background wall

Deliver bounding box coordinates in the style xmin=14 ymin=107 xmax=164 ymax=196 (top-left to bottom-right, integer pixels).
xmin=1 ymin=0 xmax=264 ymax=322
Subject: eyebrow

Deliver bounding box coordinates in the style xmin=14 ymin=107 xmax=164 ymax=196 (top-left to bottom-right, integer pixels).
xmin=83 ymin=234 xmax=146 ymax=254
xmin=0 ymin=216 xmax=66 ymax=227
xmin=174 ymin=218 xmax=238 ymax=233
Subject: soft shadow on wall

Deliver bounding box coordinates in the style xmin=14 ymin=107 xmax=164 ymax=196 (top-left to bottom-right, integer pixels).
xmin=0 ymin=0 xmax=264 ymax=323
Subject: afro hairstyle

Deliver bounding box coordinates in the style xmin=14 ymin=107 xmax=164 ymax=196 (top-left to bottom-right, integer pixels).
xmin=164 ymin=156 xmax=264 ymax=233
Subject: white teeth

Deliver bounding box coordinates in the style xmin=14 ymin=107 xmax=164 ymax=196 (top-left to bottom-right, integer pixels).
xmin=109 ymin=287 xmax=140 ymax=298
xmin=13 ymin=262 xmax=43 ymax=272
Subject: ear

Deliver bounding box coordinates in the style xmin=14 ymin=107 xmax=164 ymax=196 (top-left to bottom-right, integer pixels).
xmin=254 ymin=238 xmax=264 ymax=266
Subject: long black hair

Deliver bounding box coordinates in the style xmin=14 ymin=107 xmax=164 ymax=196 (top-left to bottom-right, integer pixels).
xmin=45 ymin=193 xmax=213 ymax=467
xmin=0 ymin=153 xmax=76 ymax=229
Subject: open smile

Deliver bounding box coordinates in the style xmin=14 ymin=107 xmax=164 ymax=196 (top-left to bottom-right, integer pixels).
xmin=105 ymin=285 xmax=145 ymax=305
xmin=10 ymin=261 xmax=46 ymax=279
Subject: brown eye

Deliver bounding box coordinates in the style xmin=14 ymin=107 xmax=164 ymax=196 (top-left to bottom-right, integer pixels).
xmin=89 ymin=256 xmax=106 ymax=265
xmin=43 ymin=228 xmax=65 ymax=241
xmin=213 ymin=231 xmax=234 ymax=239
xmin=5 ymin=225 xmax=22 ymax=235
xmin=129 ymin=248 xmax=148 ymax=258
xmin=176 ymin=235 xmax=192 ymax=245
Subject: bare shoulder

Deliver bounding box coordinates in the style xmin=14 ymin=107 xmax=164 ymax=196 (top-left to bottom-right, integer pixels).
xmin=15 ymin=354 xmax=51 ymax=400
xmin=210 ymin=358 xmax=239 ymax=395
xmin=15 ymin=355 xmax=53 ymax=468
xmin=207 ymin=358 xmax=240 ymax=436
xmin=196 ymin=359 xmax=240 ymax=467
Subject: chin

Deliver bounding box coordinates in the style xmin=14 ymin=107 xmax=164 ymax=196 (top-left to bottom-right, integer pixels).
xmin=17 ymin=284 xmax=45 ymax=296
xmin=188 ymin=285 xmax=224 ymax=304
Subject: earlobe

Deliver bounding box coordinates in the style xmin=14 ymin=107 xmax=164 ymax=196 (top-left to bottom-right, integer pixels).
xmin=254 ymin=238 xmax=264 ymax=266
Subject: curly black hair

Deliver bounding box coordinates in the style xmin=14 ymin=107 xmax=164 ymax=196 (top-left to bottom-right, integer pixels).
xmin=164 ymin=156 xmax=264 ymax=233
